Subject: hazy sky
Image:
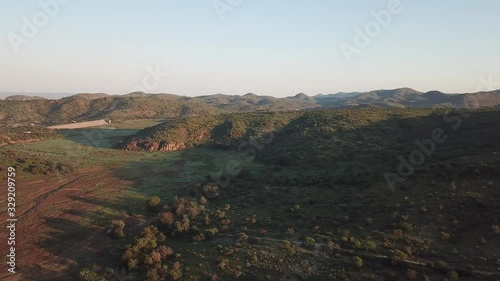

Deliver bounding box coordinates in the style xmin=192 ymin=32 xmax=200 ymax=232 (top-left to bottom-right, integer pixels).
xmin=1 ymin=0 xmax=499 ymax=98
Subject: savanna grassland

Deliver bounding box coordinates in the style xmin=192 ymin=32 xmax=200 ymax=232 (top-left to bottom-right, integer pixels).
xmin=0 ymin=108 xmax=499 ymax=281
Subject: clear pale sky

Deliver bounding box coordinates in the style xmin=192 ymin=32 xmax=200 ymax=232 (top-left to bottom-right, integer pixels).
xmin=1 ymin=0 xmax=499 ymax=98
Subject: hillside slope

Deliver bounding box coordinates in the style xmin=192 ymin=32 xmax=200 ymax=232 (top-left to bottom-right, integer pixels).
xmin=121 ymin=107 xmax=500 ymax=185
xmin=118 ymin=107 xmax=500 ymax=280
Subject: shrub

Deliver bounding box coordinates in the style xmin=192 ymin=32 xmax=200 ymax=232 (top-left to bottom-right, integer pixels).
xmin=192 ymin=233 xmax=206 ymax=241
xmin=144 ymin=251 xmax=162 ymax=267
xmin=110 ymin=220 xmax=125 ymax=238
xmin=434 ymin=261 xmax=448 ymax=271
xmin=147 ymin=268 xmax=160 ymax=281
xmin=199 ymin=196 xmax=207 ymax=205
xmin=237 ymin=233 xmax=249 ymax=243
xmin=79 ymin=268 xmax=105 ymax=281
xmin=127 ymin=258 xmax=139 ymax=270
xmin=146 ymin=196 xmax=161 ymax=212
xmin=304 ymin=236 xmax=316 ymax=246
xmin=215 ymin=209 xmax=226 ymax=219
xmin=350 ymin=238 xmax=363 ymax=249
xmin=441 ymin=232 xmax=451 ymax=241
xmin=206 ymin=227 xmax=219 ymax=239
xmin=446 ymin=271 xmax=459 ymax=281
xmin=352 ymin=256 xmax=363 ymax=268
xmin=158 ymin=212 xmax=175 ymax=226
xmin=174 ymin=216 xmax=191 ymax=233
xmin=363 ymin=240 xmax=377 ymax=251
xmin=202 ymin=183 xmax=220 ymax=198
xmin=392 ymin=249 xmax=408 ymax=260
xmin=406 ymin=269 xmax=417 ymax=280
xmin=400 ymin=222 xmax=414 ymax=232
xmin=186 ymin=204 xmax=200 ymax=220
xmin=282 ymin=240 xmax=293 ymax=249
xmin=327 ymin=241 xmax=338 ymax=252
xmin=169 ymin=262 xmax=182 ymax=280
xmin=157 ymin=245 xmax=174 ymax=258
xmin=204 ymin=214 xmax=211 ymax=225
xmin=142 ymin=226 xmax=166 ymax=242
xmin=218 ymin=258 xmax=229 ymax=270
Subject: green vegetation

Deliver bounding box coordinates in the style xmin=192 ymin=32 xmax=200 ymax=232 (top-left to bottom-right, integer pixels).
xmin=0 ymin=125 xmax=58 ymax=145
xmin=110 ymin=220 xmax=126 ymax=238
xmin=0 ymin=92 xmax=316 ymax=125
xmin=3 ymin=106 xmax=500 ymax=280
xmin=2 ymin=89 xmax=500 ymax=125
xmin=79 ymin=267 xmax=106 ymax=281
xmin=0 ymin=150 xmax=75 ymax=180
xmin=352 ymin=256 xmax=363 ymax=268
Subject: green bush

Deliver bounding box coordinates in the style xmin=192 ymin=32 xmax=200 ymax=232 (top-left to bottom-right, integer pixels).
xmin=363 ymin=240 xmax=377 ymax=251
xmin=304 ymin=236 xmax=316 ymax=246
xmin=205 ymin=227 xmax=219 ymax=239
xmin=79 ymin=267 xmax=105 ymax=281
xmin=352 ymin=256 xmax=363 ymax=268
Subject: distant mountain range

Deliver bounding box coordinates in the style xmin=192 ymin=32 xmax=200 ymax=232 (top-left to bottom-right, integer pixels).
xmin=1 ymin=88 xmax=499 ymax=125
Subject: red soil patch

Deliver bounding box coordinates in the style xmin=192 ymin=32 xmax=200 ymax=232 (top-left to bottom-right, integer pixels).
xmin=0 ymin=167 xmax=135 ymax=281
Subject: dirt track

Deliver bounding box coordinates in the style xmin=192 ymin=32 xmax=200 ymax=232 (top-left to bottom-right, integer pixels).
xmin=47 ymin=120 xmax=109 ymax=129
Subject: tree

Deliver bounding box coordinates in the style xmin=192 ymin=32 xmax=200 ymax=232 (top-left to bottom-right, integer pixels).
xmin=110 ymin=220 xmax=125 ymax=238
xmin=158 ymin=212 xmax=175 ymax=227
xmin=157 ymin=245 xmax=174 ymax=258
xmin=146 ymin=196 xmax=161 ymax=212
xmin=169 ymin=262 xmax=182 ymax=280
xmin=199 ymin=196 xmax=207 ymax=205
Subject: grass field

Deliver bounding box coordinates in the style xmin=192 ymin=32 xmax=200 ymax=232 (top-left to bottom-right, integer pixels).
xmin=89 ymin=119 xmax=166 ymax=129
xmin=0 ymin=126 xmax=258 ymax=280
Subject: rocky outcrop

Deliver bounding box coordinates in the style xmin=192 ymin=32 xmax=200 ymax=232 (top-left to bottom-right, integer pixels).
xmin=123 ymin=140 xmax=187 ymax=152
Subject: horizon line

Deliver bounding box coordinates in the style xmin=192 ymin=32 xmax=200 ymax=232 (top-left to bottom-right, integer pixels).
xmin=1 ymin=87 xmax=499 ymax=100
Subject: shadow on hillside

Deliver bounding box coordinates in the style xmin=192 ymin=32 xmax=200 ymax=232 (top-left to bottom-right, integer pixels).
xmin=111 ymin=108 xmax=500 ymax=210
xmin=104 ymin=109 xmax=500 ymax=232
xmin=57 ymin=128 xmax=138 ymax=148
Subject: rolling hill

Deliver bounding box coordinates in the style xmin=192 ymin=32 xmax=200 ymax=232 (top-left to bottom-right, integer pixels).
xmin=1 ymin=88 xmax=499 ymax=125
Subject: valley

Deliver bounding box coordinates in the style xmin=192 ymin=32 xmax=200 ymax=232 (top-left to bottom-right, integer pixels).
xmin=0 ymin=107 xmax=498 ymax=280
